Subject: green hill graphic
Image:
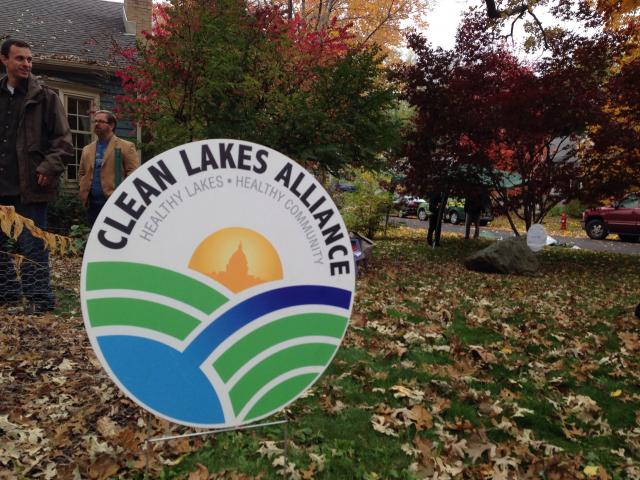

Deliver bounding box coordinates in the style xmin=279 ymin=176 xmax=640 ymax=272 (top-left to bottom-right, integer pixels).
xmin=86 ymin=262 xmax=228 ymax=339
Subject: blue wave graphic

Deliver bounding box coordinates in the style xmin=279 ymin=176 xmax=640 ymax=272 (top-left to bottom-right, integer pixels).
xmin=96 ymin=284 xmax=352 ymax=425
xmin=182 ymin=285 xmax=352 ymax=366
xmin=98 ymin=336 xmax=224 ymax=424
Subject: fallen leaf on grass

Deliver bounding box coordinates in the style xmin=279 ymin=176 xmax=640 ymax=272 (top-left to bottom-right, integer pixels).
xmin=371 ymin=415 xmax=399 ymax=437
xmin=299 ymin=463 xmax=316 ymax=480
xmin=390 ymin=385 xmax=424 ymax=403
xmin=413 ymin=435 xmax=435 ymax=464
xmin=465 ymin=433 xmax=495 ymax=463
xmin=319 ymin=395 xmax=346 ymax=415
xmin=562 ymin=422 xmax=586 ymax=439
xmin=272 ymin=456 xmax=300 ymax=479
xmin=57 ymin=358 xmax=74 ymax=372
xmin=96 ymin=416 xmax=120 ymax=439
xmin=584 ymin=465 xmax=600 ymax=476
xmin=87 ymin=453 xmax=119 ymax=480
xmin=401 ymin=443 xmax=421 ymax=458
xmin=478 ymin=401 xmax=503 ymax=417
xmin=405 ymin=405 xmax=433 ymax=431
xmin=618 ymin=332 xmax=639 ymax=352
xmin=257 ymin=441 xmax=284 ymax=459
xmin=308 ymin=453 xmax=325 ymax=472
xmin=469 ymin=345 xmax=498 ymax=364
xmin=188 ymin=463 xmax=212 ymax=480
xmin=350 ymin=311 xmax=367 ymax=327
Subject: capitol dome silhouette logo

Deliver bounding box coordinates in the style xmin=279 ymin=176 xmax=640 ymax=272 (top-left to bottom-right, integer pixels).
xmin=81 ymin=140 xmax=355 ymax=428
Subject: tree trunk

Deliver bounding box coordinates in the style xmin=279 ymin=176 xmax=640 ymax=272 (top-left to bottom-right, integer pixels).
xmin=505 ymin=210 xmax=520 ymax=236
xmin=524 ymin=204 xmax=532 ymax=232
xmin=485 ymin=0 xmax=499 ymax=18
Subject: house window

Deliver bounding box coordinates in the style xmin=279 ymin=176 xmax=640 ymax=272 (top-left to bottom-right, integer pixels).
xmin=65 ymin=97 xmax=93 ymax=181
xmin=40 ymin=80 xmax=100 ymax=183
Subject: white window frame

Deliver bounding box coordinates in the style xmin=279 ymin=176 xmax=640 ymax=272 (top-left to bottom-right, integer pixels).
xmin=41 ymin=81 xmax=101 ymax=183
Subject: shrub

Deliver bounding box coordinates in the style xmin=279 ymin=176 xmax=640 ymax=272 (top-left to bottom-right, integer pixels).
xmin=48 ymin=182 xmax=87 ymax=234
xmin=549 ymin=199 xmax=588 ymax=218
xmin=336 ymin=170 xmax=393 ymax=239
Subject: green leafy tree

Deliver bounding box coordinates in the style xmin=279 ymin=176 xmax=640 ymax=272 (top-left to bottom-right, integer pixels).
xmin=116 ymin=0 xmax=400 ymax=174
xmin=335 ymin=169 xmax=393 ymax=238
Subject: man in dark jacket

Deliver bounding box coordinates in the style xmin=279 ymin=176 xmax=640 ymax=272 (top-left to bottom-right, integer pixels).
xmin=427 ymin=192 xmax=442 ymax=246
xmin=464 ymin=188 xmax=491 ymax=240
xmin=464 ymin=190 xmax=483 ymax=240
xmin=0 ymin=39 xmax=73 ymax=313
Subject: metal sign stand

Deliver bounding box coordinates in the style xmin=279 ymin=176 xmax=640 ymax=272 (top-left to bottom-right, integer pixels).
xmin=143 ymin=411 xmax=290 ymax=476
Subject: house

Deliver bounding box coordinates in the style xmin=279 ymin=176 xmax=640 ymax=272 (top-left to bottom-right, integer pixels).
xmin=0 ymin=0 xmax=152 ymax=184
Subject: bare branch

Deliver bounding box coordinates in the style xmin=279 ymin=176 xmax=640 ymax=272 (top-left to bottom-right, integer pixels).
xmin=527 ymin=7 xmax=550 ymax=49
xmin=487 ymin=1 xmax=550 ymax=50
xmin=508 ymin=9 xmax=527 ymax=44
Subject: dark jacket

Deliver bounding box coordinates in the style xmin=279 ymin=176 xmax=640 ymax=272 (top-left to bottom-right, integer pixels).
xmin=428 ymin=193 xmax=442 ymax=214
xmin=10 ymin=74 xmax=73 ymax=203
xmin=464 ymin=194 xmax=483 ymax=217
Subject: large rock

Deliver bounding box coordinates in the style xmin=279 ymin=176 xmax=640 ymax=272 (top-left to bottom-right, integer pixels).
xmin=464 ymin=236 xmax=539 ymax=275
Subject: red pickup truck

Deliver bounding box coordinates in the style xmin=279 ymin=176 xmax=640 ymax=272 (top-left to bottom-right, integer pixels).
xmin=582 ymin=193 xmax=640 ymax=242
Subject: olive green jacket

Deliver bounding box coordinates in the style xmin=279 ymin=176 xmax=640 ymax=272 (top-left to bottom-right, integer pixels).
xmin=9 ymin=74 xmax=73 ymax=203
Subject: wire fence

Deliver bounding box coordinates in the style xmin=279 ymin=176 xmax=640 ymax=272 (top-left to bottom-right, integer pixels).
xmin=0 ymin=205 xmax=80 ymax=314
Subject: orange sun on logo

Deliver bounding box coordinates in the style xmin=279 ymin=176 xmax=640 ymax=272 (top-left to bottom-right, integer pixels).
xmin=188 ymin=227 xmax=283 ymax=293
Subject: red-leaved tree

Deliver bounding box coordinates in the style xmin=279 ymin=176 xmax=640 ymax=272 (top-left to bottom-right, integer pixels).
xmin=399 ymin=11 xmax=618 ymax=233
xmin=579 ymin=21 xmax=640 ymax=201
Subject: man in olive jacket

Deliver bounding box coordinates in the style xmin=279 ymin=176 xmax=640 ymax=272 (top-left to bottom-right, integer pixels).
xmin=0 ymin=39 xmax=73 ymax=313
xmin=78 ymin=110 xmax=139 ymax=225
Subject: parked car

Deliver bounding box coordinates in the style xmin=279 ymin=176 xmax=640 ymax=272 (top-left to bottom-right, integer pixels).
xmin=394 ymin=195 xmax=426 ymax=218
xmin=582 ymin=193 xmax=640 ymax=242
xmin=416 ymin=198 xmax=493 ymax=225
xmin=334 ymin=182 xmax=356 ymax=193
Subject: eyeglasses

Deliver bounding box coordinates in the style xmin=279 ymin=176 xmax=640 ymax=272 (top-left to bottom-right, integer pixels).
xmin=94 ymin=120 xmax=111 ymax=125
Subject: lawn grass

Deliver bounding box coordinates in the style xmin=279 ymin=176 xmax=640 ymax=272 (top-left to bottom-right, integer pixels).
xmin=4 ymin=225 xmax=639 ymax=479
xmin=162 ymin=227 xmax=640 ymax=479
xmin=488 ymin=213 xmax=586 ymax=237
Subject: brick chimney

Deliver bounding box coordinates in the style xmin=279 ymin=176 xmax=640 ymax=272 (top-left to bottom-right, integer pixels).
xmin=123 ymin=0 xmax=152 ymax=40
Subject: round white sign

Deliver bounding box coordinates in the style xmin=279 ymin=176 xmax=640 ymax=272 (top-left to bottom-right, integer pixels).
xmin=80 ymin=140 xmax=355 ymax=428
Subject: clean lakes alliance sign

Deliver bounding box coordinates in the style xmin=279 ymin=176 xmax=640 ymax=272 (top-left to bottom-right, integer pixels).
xmin=81 ymin=140 xmax=355 ymax=428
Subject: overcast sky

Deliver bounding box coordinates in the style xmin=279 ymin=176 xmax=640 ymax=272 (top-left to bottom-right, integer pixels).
xmin=424 ymin=0 xmax=468 ymax=49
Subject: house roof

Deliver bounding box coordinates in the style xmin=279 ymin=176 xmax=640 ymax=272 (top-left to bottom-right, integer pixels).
xmin=0 ymin=0 xmax=137 ymax=69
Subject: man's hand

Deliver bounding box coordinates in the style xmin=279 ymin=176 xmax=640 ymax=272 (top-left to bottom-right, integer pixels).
xmin=37 ymin=174 xmax=53 ymax=187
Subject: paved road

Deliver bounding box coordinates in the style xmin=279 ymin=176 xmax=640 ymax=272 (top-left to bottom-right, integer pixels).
xmin=389 ymin=216 xmax=640 ymax=256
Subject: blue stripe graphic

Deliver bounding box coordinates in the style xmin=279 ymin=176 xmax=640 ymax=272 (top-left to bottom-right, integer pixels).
xmin=183 ymin=285 xmax=351 ymax=365
xmin=98 ymin=335 xmax=225 ymax=424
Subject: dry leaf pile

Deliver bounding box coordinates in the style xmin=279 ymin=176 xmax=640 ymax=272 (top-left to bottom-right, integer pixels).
xmin=0 ymin=257 xmax=206 ymax=479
